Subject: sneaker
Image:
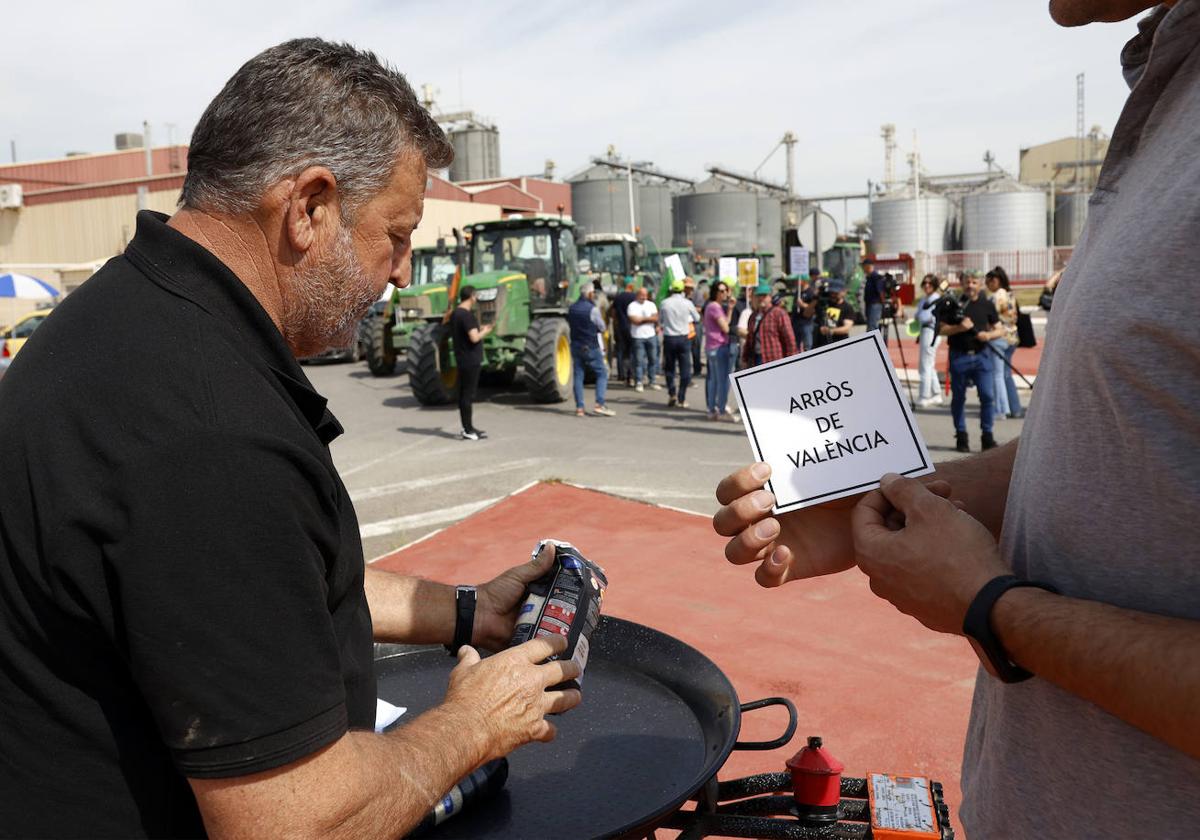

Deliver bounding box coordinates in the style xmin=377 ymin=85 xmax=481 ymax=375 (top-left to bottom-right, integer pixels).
xmin=635 ymin=383 xmax=644 ymax=393
xmin=955 ymin=431 xmax=970 ymax=453
xmin=1007 ymin=409 xmax=1026 ymax=419
xmin=932 ymin=394 xmax=945 ymax=406
xmin=575 ymin=408 xmax=586 ymax=417
xmin=593 ymin=405 xmax=616 ymax=417
xmin=461 ymin=429 xmax=480 ymax=441
xmin=668 ymin=396 xmax=677 ymax=407
xmin=678 ymin=400 xmax=689 ymax=409
xmin=651 ymin=383 xmax=663 ymax=391
xmin=917 ymin=397 xmax=935 ymax=408
xmin=981 ymin=432 xmax=997 ymax=450
xmin=708 ymin=411 xmax=719 ymax=421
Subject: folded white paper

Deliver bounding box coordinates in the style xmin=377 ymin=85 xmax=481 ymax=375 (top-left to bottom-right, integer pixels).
xmin=374 ymin=698 xmax=407 ymax=733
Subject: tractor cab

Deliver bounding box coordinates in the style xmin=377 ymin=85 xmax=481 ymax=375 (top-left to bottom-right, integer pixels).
xmin=411 ymin=246 xmax=458 ymax=287
xmin=577 ymin=233 xmax=649 ymax=297
xmin=468 ymin=217 xmax=578 ymax=311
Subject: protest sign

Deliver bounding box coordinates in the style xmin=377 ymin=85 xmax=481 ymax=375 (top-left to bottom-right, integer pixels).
xmin=737 ymin=258 xmax=759 ymax=288
xmin=730 ymin=331 xmax=934 ymax=512
xmin=664 ymin=253 xmax=687 ymax=285
xmin=718 ymin=257 xmax=738 ymax=284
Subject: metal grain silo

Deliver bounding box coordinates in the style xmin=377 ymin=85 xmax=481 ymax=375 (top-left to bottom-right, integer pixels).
xmin=756 ymin=196 xmax=782 ymax=259
xmin=636 ymin=182 xmax=673 ymax=250
xmin=1054 ymin=191 xmax=1089 ymax=246
xmin=869 ymin=194 xmax=952 ymax=254
xmin=448 ymin=125 xmax=501 ymax=182
xmin=570 ymin=173 xmax=637 ymax=236
xmin=673 ymin=180 xmax=758 ymax=254
xmin=962 ymin=184 xmax=1048 ymax=250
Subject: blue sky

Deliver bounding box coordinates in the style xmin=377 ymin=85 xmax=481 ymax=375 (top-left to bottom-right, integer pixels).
xmin=4 ymin=0 xmax=1142 ymax=224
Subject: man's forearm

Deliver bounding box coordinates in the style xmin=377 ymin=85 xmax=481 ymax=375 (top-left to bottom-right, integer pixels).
xmin=194 ymin=703 xmax=489 ymax=840
xmin=365 ymin=567 xmax=454 ymax=644
xmin=923 ymin=438 xmax=1018 ymax=537
xmin=993 ymin=587 xmax=1200 ymax=759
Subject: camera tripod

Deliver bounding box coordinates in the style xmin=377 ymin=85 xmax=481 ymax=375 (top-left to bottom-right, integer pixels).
xmin=883 ymin=307 xmax=918 ymax=410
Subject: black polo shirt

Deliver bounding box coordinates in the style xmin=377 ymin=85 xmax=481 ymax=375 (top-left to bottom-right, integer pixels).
xmin=947 ymin=295 xmax=1000 ymax=355
xmin=0 ymin=211 xmax=374 ymax=837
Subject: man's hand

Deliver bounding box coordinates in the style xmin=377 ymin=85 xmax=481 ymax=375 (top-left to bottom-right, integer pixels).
xmin=713 ymin=463 xmax=958 ymax=588
xmin=445 ymin=635 xmax=581 ymax=762
xmin=473 ymin=542 xmax=556 ymax=650
xmin=851 ymin=473 xmax=1008 ymax=634
xmin=960 ymin=316 xmax=974 ymax=332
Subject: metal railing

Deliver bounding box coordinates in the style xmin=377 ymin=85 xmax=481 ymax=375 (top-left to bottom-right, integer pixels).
xmin=921 ymin=248 xmax=1074 ymax=285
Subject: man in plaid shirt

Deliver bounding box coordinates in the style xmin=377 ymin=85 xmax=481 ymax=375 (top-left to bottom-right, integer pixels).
xmin=741 ymin=282 xmax=798 ymax=367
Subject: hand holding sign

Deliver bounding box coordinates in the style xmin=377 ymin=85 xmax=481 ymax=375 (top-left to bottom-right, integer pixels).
xmin=730 ymin=331 xmax=933 ymax=512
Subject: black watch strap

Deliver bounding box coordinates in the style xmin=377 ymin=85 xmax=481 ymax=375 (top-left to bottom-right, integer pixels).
xmin=963 ymin=575 xmax=1059 ymax=683
xmin=445 ymin=585 xmax=477 ymax=656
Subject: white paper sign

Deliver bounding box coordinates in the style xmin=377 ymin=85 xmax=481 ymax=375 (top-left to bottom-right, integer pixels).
xmin=789 ymin=246 xmax=808 ymax=276
xmin=664 ymin=253 xmax=687 ymax=284
xmin=718 ymin=257 xmax=738 ymax=284
xmin=730 ymin=331 xmax=933 ymax=512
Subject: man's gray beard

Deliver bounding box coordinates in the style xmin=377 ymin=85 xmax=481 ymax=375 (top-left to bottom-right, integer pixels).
xmin=283 ymin=226 xmax=381 ymax=355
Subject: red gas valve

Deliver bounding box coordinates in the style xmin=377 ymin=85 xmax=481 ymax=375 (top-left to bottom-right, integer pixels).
xmin=786 ymin=735 xmax=843 ymax=824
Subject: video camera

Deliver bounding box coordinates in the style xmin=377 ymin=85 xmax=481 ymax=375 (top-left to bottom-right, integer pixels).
xmin=931 ymin=294 xmax=968 ymax=327
xmin=881 ymin=273 xmax=900 ymax=319
xmin=800 ymin=279 xmax=832 ymax=306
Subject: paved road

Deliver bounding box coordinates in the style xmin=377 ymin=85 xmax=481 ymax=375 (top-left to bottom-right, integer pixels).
xmin=314 ymin=330 xmax=1030 ymax=561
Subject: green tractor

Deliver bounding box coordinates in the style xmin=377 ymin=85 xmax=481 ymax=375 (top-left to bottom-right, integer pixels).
xmin=577 ymin=233 xmax=659 ymax=298
xmin=405 ymin=216 xmax=586 ymax=406
xmin=365 ymin=244 xmax=458 ymax=376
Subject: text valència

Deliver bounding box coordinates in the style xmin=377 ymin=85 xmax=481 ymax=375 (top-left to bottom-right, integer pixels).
xmin=786 ymin=380 xmax=890 ymax=468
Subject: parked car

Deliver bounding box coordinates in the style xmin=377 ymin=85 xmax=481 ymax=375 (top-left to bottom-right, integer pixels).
xmin=0 ymin=309 xmax=53 ymax=381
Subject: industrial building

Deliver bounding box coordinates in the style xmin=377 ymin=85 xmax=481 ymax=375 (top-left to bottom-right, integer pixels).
xmin=0 ymin=134 xmax=567 ymax=321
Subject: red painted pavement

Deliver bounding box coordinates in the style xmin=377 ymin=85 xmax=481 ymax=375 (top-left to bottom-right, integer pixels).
xmin=374 ymin=482 xmax=979 ymax=837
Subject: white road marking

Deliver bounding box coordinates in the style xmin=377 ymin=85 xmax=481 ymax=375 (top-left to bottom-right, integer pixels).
xmin=359 ymin=497 xmax=503 ymax=540
xmin=349 ymin=458 xmax=547 ymax=503
xmin=338 ymin=438 xmax=429 ymax=478
xmin=591 ymin=484 xmax=714 ymax=501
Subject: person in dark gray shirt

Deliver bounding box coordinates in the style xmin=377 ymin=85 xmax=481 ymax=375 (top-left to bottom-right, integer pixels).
xmin=713 ymin=4 xmax=1200 ymax=837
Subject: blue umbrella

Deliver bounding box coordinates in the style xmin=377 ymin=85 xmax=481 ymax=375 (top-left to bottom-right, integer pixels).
xmin=0 ymin=273 xmax=59 ymax=300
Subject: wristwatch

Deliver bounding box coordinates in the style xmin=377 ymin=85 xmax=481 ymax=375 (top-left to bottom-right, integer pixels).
xmin=445 ymin=585 xmax=477 ymax=656
xmin=962 ymin=575 xmax=1059 ymax=683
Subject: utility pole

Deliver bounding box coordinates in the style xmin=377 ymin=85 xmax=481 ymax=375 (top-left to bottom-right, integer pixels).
xmin=1075 ymin=73 xmax=1085 ymax=190
xmin=9 ymin=140 xmax=14 ymax=164
xmin=782 ymin=131 xmax=797 ymax=196
xmin=881 ymin=124 xmax=897 ymax=192
xmin=143 ymin=120 xmax=153 ymax=177
xmin=626 ymin=159 xmax=637 ymax=237
xmin=911 ymin=131 xmax=922 ymax=260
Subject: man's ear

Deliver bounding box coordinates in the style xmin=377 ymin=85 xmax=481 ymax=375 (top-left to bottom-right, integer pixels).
xmin=284 ymin=166 xmax=340 ymax=254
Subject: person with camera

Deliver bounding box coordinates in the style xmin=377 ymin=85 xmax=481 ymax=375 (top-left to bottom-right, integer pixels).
xmin=915 ymin=274 xmax=944 ymax=407
xmin=939 ymin=270 xmax=1004 ymax=452
xmin=815 ymin=281 xmax=856 ymax=347
xmin=862 ymin=259 xmax=886 ymax=335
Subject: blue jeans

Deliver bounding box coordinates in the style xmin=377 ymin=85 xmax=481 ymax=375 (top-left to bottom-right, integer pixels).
xmin=796 ymin=320 xmax=815 ymax=352
xmin=571 ymin=344 xmax=608 ymax=409
xmin=633 ymin=336 xmax=658 ymax=384
xmin=988 ymin=338 xmax=1011 ymax=416
xmin=706 ymin=345 xmax=732 ymax=413
xmin=949 ymin=351 xmax=995 ymax=434
xmin=663 ymin=335 xmax=692 ymax=402
xmin=866 ymin=302 xmax=883 ymax=333
xmin=1003 ymin=343 xmax=1022 ymax=414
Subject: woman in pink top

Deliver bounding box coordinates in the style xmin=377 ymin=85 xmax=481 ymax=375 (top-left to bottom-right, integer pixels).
xmin=703 ymin=281 xmax=733 ymax=420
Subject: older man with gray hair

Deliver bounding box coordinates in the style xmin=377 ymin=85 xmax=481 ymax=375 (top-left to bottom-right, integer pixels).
xmin=0 ymin=39 xmax=579 ymax=837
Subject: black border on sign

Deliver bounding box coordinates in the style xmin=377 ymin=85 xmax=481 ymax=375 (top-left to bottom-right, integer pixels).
xmin=732 ymin=331 xmax=931 ymax=510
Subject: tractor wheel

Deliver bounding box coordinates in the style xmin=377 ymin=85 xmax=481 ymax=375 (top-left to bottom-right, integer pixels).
xmin=408 ymin=322 xmax=457 ymax=405
xmin=522 ymin=317 xmax=573 ymax=403
xmin=365 ymin=316 xmax=397 ymax=377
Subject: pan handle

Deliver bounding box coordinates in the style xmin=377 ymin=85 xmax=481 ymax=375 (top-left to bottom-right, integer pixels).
xmin=733 ymin=697 xmax=798 ymax=751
